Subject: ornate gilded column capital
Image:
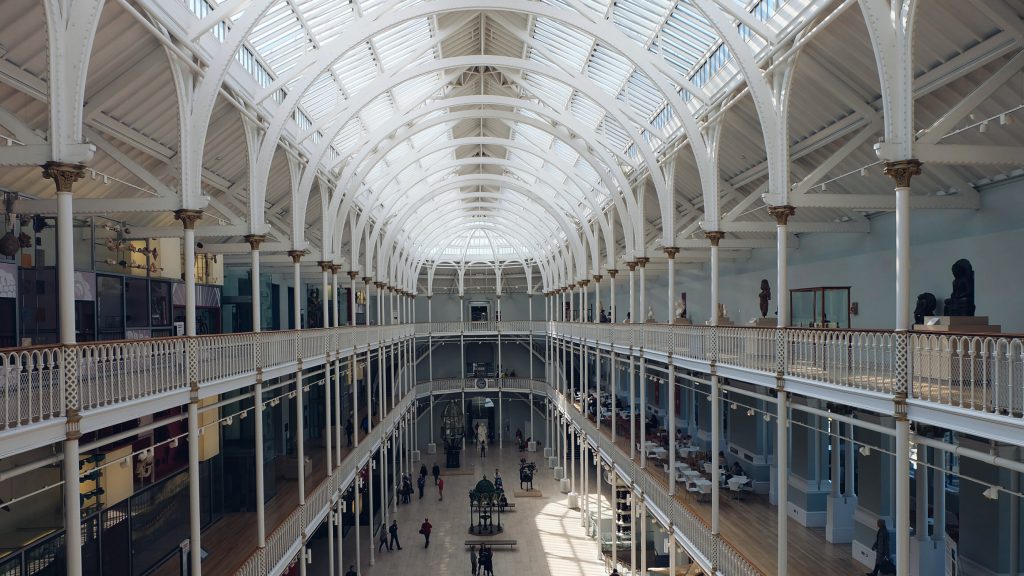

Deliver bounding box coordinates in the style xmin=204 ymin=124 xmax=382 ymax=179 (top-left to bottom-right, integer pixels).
xmin=330 ymin=264 xmax=341 ymax=275
xmin=883 ymin=159 xmax=923 ymax=188
xmin=244 ymin=234 xmax=266 ymax=250
xmin=317 ymin=260 xmax=333 ymax=272
xmin=606 ymin=269 xmax=618 ymax=278
xmin=374 ymin=281 xmax=386 ymax=289
xmin=287 ymin=250 xmax=305 ymax=263
xmin=703 ymin=230 xmax=725 ymax=246
xmin=662 ymin=247 xmax=679 ymax=259
xmin=767 ymin=205 xmax=796 ymax=226
xmin=579 ymin=279 xmax=590 ymax=287
xmin=347 ymin=270 xmax=359 ymax=279
xmin=174 ymin=209 xmax=203 ymax=230
xmin=625 ymin=261 xmax=637 ymax=272
xmin=593 ymin=274 xmax=603 ymax=283
xmin=41 ymin=161 xmax=86 ymax=193
xmin=635 ymin=256 xmax=649 ymax=268
xmin=361 ymin=276 xmax=373 ymax=285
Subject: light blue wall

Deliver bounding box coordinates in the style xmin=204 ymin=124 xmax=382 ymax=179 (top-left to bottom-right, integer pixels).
xmin=609 ymin=177 xmax=1024 ymax=331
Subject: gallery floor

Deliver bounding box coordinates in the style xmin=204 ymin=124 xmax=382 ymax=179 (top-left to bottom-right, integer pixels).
xmin=312 ymin=445 xmax=612 ymax=576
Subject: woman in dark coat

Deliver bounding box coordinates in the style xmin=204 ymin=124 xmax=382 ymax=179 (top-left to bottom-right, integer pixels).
xmin=868 ymin=518 xmax=892 ymax=576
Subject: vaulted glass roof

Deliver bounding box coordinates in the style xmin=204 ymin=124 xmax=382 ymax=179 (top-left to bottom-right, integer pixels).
xmin=187 ymin=0 xmax=802 ymax=265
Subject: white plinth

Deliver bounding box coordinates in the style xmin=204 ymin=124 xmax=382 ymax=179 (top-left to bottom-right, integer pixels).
xmin=560 ymin=479 xmax=572 ymax=494
xmin=426 ymin=443 xmax=436 ymax=454
xmin=914 ymin=315 xmax=1000 ymax=333
xmin=548 ymin=456 xmax=559 ymax=469
xmin=411 ymin=449 xmax=421 ymax=463
xmin=826 ymin=494 xmax=857 ymax=543
xmin=528 ymin=441 xmax=537 ymax=452
xmin=554 ymin=466 xmax=564 ymax=479
xmin=567 ymin=492 xmax=579 ymax=508
xmin=673 ymin=318 xmax=692 ymax=325
xmin=543 ymin=447 xmax=553 ymax=459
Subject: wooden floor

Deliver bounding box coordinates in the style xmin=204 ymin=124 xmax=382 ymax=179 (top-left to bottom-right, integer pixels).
xmin=585 ymin=408 xmax=865 ymax=576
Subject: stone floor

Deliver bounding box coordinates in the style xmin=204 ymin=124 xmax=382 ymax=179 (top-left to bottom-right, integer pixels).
xmin=320 ymin=444 xmax=612 ymax=576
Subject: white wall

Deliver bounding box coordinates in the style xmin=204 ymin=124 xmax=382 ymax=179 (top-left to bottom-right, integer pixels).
xmin=616 ymin=176 xmax=1024 ymax=332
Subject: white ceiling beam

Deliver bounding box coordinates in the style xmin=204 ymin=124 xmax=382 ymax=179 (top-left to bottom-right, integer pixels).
xmin=914 ymin=144 xmax=1024 ymax=166
xmin=791 ymin=192 xmax=979 ymax=209
xmin=720 ymin=221 xmax=869 ymax=233
xmin=917 ymin=49 xmax=1024 ymax=145
xmin=123 ymin=224 xmax=251 ymax=239
xmin=83 ymin=127 xmax=176 ymax=198
xmin=675 ymin=237 xmax=792 ymax=249
xmin=202 ymin=241 xmax=288 ymax=254
xmin=968 ymin=0 xmax=1024 ymax=43
xmin=14 ymin=196 xmax=188 ymax=214
xmin=0 ymin=143 xmax=94 ymax=166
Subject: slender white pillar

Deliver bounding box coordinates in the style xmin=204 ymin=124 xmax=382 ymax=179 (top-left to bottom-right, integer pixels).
xmin=640 ymin=499 xmax=648 ymax=576
xmin=636 ymin=257 xmax=648 ymax=321
xmin=247 ymin=239 xmax=267 ymax=547
xmin=290 ymin=251 xmax=306 ymax=505
xmin=175 ymin=208 xmax=203 ymax=576
xmin=608 ymin=270 xmax=617 ymax=323
xmin=665 ymin=248 xmax=678 ymax=322
xmin=368 ymin=456 xmax=375 ymax=566
xmin=668 ymin=361 xmax=676 ymax=495
xmin=628 ymin=354 xmax=636 ymax=460
xmin=711 ymin=375 xmax=721 ymax=540
xmin=320 ymin=262 xmax=333 ymax=474
xmin=706 ymin=232 xmax=723 ymax=324
xmin=593 ymin=274 xmax=602 ymax=324
xmin=349 ymin=272 xmax=359 ymax=326
xmin=885 ymin=159 xmax=920 ymax=576
xmin=626 ymin=263 xmax=636 ymax=323
xmin=327 ymin=505 xmax=335 ymax=576
xmin=610 ymin=352 xmax=617 ymax=441
xmin=45 ymin=163 xmax=85 ymax=576
xmin=778 ymin=392 xmax=789 ymax=576
xmin=639 ymin=356 xmax=647 ymax=469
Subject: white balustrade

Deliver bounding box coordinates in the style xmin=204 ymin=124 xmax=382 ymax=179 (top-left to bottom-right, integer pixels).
xmin=786 ymin=329 xmax=895 ymax=392
xmin=0 ymin=346 xmax=64 ymax=428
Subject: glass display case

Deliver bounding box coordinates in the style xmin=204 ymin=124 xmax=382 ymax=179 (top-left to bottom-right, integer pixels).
xmin=790 ymin=287 xmax=851 ymax=328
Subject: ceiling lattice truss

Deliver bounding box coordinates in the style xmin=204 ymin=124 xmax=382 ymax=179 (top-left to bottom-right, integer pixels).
xmin=0 ymin=0 xmax=1022 ymax=293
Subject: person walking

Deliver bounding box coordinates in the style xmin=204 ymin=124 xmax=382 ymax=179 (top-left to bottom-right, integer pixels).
xmin=345 ymin=418 xmax=354 ymax=447
xmin=420 ymin=463 xmax=428 ymax=478
xmin=437 ymin=476 xmax=445 ymax=501
xmin=867 ymin=518 xmax=892 ymax=576
xmin=470 ymin=545 xmax=478 ymax=576
xmin=378 ymin=522 xmax=391 ymax=552
xmin=389 ymin=519 xmax=402 ymax=550
xmin=417 ymin=472 xmax=426 ymax=499
xmin=419 ymin=518 xmax=433 ymax=548
xmin=432 ymin=462 xmax=440 ymax=485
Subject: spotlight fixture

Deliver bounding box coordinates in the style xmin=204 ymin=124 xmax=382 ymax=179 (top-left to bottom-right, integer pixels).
xmin=730 ymin=403 xmax=737 ymax=409
xmin=979 ymin=120 xmax=989 ymax=133
xmin=170 ymin=438 xmax=179 ymax=448
xmin=763 ymin=414 xmax=771 ymax=422
xmin=982 ymin=485 xmax=999 ymax=500
xmin=746 ymin=409 xmax=755 ymax=417
xmin=1000 ymin=113 xmax=1014 ymax=126
xmin=860 ymin=167 xmax=868 ymax=177
xmin=859 ymin=445 xmax=871 ymax=457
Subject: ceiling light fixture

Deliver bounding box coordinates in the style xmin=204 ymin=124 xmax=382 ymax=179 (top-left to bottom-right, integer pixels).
xmin=983 ymin=485 xmax=999 ymax=500
xmin=859 ymin=445 xmax=871 ymax=457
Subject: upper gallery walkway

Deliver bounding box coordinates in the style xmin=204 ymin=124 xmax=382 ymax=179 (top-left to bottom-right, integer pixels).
xmin=3 ymin=320 xmax=1022 ymax=455
xmin=0 ymin=324 xmax=414 ymax=457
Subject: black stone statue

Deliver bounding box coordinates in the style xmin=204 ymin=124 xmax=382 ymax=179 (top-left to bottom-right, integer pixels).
xmin=913 ymin=292 xmax=937 ymax=324
xmin=758 ymin=279 xmax=771 ymax=318
xmin=943 ymin=259 xmax=975 ymax=316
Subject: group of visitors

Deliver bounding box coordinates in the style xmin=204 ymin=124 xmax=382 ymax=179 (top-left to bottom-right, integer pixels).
xmin=419 ymin=463 xmax=444 ymax=500
xmin=469 ymin=544 xmax=495 ymax=576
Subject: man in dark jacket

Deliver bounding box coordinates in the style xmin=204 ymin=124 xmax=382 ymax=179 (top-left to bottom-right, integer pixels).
xmin=432 ymin=463 xmax=440 ymax=485
xmin=389 ymin=519 xmax=402 ymax=550
xmin=868 ymin=518 xmax=892 ymax=576
xmin=420 ymin=518 xmax=433 ymax=548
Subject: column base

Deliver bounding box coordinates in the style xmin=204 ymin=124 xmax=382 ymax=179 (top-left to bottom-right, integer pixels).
xmin=567 ymin=491 xmax=579 ymax=507
xmin=560 ymin=478 xmax=572 ymax=493
xmin=426 ymin=442 xmax=437 ymax=454
xmin=544 ymin=447 xmax=553 ymax=459
xmin=411 ymin=449 xmax=421 ymax=462
xmin=911 ymin=537 xmax=947 ymax=576
xmin=554 ymin=465 xmax=564 ymax=479
xmin=826 ymin=494 xmax=857 ymax=543
xmin=528 ymin=441 xmax=537 ymax=452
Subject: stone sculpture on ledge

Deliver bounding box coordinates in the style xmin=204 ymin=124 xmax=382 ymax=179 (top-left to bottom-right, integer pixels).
xmin=758 ymin=279 xmax=771 ymax=318
xmin=944 ymin=259 xmax=975 ymax=316
xmin=914 ymin=292 xmax=937 ymax=325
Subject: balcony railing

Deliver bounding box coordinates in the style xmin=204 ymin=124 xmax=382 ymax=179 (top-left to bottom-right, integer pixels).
xmin=3 ymin=321 xmax=1022 ymax=445
xmin=550 ymin=321 xmax=1024 ymax=420
xmin=0 ymin=325 xmax=416 ymax=436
